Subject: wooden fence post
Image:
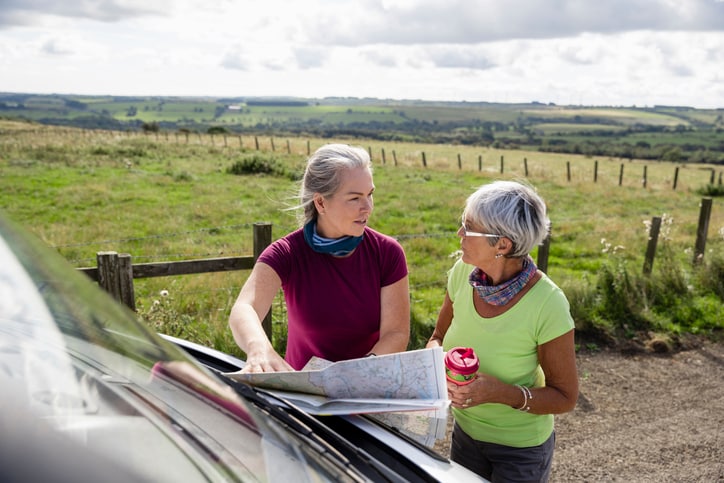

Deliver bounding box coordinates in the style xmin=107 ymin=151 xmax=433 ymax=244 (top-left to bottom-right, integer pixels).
xmin=97 ymin=251 xmax=135 ymax=310
xmin=500 ymin=155 xmax=504 ymax=174
xmin=478 ymin=155 xmax=482 ymax=172
xmin=421 ymin=152 xmax=427 ymax=168
xmin=643 ymin=166 xmax=648 ymax=188
xmin=97 ymin=251 xmax=121 ymax=301
xmin=618 ymin=164 xmax=624 ymax=186
xmin=457 ymin=153 xmax=462 ymax=170
xmin=392 ymin=150 xmax=398 ymax=166
xmin=594 ymin=160 xmax=598 ymax=183
xmin=566 ymin=162 xmax=571 ymax=182
xmin=381 ymin=148 xmax=386 ymax=165
xmin=537 ymin=230 xmax=550 ymax=274
xmin=253 ymin=223 xmax=274 ymax=340
xmin=673 ymin=167 xmax=679 ymax=190
xmin=118 ymin=253 xmax=135 ymax=310
xmin=286 ymin=139 xmax=291 ymax=154
xmin=643 ymin=216 xmax=662 ymax=275
xmin=693 ymin=198 xmax=713 ymax=265
xmin=524 ymin=157 xmax=528 ymax=177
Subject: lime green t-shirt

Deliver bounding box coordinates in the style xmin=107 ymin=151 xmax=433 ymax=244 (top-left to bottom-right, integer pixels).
xmin=444 ymin=258 xmax=574 ymax=448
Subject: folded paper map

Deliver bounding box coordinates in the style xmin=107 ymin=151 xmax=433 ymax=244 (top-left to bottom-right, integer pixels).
xmin=225 ymin=347 xmax=448 ymax=415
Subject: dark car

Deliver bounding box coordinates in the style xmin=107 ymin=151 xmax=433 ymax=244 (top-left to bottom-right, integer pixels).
xmin=0 ymin=212 xmax=484 ymax=482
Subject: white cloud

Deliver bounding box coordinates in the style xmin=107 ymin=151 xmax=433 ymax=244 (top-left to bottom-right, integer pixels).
xmin=0 ymin=0 xmax=722 ymax=107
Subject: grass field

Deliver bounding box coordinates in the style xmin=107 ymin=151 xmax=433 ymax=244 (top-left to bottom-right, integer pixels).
xmin=1 ymin=120 xmax=722 ymax=357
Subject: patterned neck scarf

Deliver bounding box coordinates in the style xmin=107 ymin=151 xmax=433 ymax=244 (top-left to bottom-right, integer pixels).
xmin=303 ymin=220 xmax=364 ymax=256
xmin=469 ymin=255 xmax=537 ymax=306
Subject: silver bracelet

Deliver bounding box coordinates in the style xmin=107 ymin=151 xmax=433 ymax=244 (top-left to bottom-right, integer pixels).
xmin=524 ymin=385 xmax=533 ymax=411
xmin=515 ymin=384 xmax=529 ymax=411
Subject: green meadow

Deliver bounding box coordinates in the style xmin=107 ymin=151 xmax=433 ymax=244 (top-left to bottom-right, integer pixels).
xmin=1 ymin=120 xmax=722 ymax=358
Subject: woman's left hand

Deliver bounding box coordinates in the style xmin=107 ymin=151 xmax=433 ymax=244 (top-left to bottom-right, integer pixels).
xmin=447 ymin=373 xmax=499 ymax=409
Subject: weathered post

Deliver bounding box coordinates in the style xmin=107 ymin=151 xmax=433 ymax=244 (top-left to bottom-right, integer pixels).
xmin=643 ymin=216 xmax=662 ymax=275
xmin=537 ymin=230 xmax=551 ymax=274
xmin=97 ymin=251 xmax=121 ymax=301
xmin=643 ymin=166 xmax=648 ymax=188
xmin=253 ymin=223 xmax=274 ymax=340
xmin=693 ymin=198 xmax=713 ymax=265
xmin=118 ymin=253 xmax=135 ymax=311
xmin=673 ymin=167 xmax=679 ymax=190
xmin=97 ymin=252 xmax=135 ymax=310
xmin=594 ymin=160 xmax=598 ymax=183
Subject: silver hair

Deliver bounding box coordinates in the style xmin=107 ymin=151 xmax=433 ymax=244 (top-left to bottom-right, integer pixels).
xmin=462 ymin=180 xmax=550 ymax=258
xmin=297 ymin=144 xmax=372 ymax=226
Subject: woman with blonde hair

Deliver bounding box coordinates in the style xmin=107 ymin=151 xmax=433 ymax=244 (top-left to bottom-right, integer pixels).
xmin=230 ymin=144 xmax=410 ymax=372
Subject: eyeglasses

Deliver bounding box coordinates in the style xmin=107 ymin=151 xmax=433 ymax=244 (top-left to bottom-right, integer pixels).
xmin=459 ymin=223 xmax=502 ymax=238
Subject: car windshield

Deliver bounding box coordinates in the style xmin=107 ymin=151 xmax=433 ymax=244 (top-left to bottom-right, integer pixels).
xmin=0 ymin=215 xmax=362 ymax=483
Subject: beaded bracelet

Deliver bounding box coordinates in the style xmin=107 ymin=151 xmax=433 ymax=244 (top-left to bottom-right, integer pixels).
xmin=515 ymin=384 xmax=532 ymax=412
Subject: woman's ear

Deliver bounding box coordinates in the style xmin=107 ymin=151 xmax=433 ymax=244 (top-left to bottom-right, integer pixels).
xmin=313 ymin=194 xmax=325 ymax=214
xmin=497 ymin=238 xmax=513 ymax=255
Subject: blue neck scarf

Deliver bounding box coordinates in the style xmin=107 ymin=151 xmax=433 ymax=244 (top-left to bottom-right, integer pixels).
xmin=303 ymin=220 xmax=364 ymax=257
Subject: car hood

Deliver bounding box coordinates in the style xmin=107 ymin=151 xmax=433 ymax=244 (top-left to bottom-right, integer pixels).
xmin=0 ymin=215 xmax=360 ymax=482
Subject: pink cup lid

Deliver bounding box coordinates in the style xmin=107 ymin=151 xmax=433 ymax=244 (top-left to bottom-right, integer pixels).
xmin=445 ymin=347 xmax=479 ymax=375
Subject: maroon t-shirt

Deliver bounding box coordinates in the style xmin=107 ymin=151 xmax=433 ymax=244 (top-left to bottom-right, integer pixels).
xmin=258 ymin=227 xmax=408 ymax=369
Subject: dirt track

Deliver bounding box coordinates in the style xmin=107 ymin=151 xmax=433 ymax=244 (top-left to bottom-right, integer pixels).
xmin=434 ymin=340 xmax=724 ymax=482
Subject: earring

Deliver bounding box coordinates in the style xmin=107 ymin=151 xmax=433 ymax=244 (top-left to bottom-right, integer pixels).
xmin=495 ymin=253 xmax=503 ymax=259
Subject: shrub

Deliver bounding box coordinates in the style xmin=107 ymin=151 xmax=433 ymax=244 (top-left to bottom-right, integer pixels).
xmin=696 ymin=184 xmax=724 ymax=197
xmin=226 ymin=153 xmax=297 ymax=179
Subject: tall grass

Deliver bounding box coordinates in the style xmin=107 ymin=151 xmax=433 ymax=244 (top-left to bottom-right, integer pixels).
xmin=1 ymin=122 xmax=722 ymax=358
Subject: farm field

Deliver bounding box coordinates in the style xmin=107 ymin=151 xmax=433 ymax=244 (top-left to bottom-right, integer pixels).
xmin=0 ymin=120 xmax=722 ymax=358
xmin=2 ymin=93 xmax=724 ymax=166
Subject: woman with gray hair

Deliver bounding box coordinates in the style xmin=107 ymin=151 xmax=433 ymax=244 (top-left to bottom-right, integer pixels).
xmin=426 ymin=180 xmax=578 ymax=482
xmin=230 ymin=144 xmax=410 ymax=372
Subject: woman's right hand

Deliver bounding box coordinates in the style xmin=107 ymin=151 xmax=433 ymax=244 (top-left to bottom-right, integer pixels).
xmin=241 ymin=348 xmax=294 ymax=373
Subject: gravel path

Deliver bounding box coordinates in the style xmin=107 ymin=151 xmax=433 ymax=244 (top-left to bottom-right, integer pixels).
xmin=433 ymin=340 xmax=724 ymax=482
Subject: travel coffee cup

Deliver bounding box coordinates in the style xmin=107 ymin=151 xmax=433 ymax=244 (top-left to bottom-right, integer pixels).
xmin=444 ymin=347 xmax=479 ymax=385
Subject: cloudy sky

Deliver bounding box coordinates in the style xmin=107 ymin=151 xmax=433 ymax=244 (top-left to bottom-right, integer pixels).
xmin=1 ymin=0 xmax=723 ymax=108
